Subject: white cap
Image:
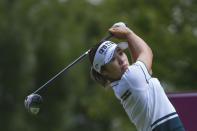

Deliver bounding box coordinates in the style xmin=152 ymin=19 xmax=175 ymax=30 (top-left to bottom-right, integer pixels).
xmin=93 ymin=41 xmax=128 ymax=73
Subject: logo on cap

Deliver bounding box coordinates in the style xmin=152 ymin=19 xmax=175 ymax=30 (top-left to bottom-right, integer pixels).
xmin=98 ymin=42 xmax=113 ymax=55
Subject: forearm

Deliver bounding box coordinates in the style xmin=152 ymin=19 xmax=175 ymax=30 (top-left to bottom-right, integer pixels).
xmin=127 ymin=31 xmax=153 ymax=74
xmin=108 ymin=26 xmax=153 ymax=74
xmin=127 ymin=41 xmax=138 ymax=63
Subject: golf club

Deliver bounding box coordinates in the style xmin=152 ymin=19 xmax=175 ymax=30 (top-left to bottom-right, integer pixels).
xmin=24 ymin=22 xmax=126 ymax=114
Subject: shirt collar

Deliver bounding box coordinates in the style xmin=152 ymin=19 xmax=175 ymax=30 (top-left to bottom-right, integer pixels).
xmin=110 ymin=80 xmax=119 ymax=88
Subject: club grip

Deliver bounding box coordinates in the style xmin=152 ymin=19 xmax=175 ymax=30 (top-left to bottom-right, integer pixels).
xmin=102 ymin=22 xmax=127 ymax=41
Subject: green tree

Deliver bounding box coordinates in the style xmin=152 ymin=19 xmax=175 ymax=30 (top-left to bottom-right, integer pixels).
xmin=0 ymin=0 xmax=196 ymax=130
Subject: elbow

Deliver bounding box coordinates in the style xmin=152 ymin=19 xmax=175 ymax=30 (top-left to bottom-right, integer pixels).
xmin=149 ymin=49 xmax=153 ymax=75
xmin=151 ymin=47 xmax=153 ymax=62
xmin=142 ymin=47 xmax=153 ymax=75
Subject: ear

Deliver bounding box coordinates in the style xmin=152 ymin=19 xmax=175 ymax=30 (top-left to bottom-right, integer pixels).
xmin=100 ymin=70 xmax=111 ymax=82
xmin=100 ymin=65 xmax=110 ymax=79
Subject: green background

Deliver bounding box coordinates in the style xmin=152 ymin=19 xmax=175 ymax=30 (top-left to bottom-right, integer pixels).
xmin=0 ymin=0 xmax=196 ymax=130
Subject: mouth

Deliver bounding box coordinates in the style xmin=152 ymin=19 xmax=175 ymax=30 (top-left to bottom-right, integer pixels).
xmin=122 ymin=64 xmax=129 ymax=72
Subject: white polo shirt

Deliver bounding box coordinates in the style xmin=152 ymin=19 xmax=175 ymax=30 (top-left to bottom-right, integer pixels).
xmin=111 ymin=61 xmax=177 ymax=131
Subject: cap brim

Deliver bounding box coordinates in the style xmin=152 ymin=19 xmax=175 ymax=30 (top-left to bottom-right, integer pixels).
xmin=117 ymin=42 xmax=128 ymax=50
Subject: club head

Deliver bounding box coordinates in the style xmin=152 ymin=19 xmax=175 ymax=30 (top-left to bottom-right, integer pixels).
xmin=24 ymin=93 xmax=43 ymax=115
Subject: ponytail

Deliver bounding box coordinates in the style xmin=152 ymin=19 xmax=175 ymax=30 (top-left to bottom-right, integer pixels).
xmin=90 ymin=67 xmax=110 ymax=87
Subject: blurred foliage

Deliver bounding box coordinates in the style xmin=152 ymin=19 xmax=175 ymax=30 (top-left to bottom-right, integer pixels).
xmin=0 ymin=0 xmax=197 ymax=130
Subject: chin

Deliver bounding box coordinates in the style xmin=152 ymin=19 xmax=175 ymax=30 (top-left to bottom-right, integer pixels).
xmin=122 ymin=66 xmax=128 ymax=73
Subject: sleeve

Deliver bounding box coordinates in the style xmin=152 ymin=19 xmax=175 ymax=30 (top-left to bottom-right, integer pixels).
xmin=122 ymin=61 xmax=152 ymax=90
xmin=135 ymin=61 xmax=151 ymax=82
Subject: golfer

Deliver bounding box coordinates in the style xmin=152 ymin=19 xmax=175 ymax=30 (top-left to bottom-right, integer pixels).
xmin=88 ymin=25 xmax=185 ymax=131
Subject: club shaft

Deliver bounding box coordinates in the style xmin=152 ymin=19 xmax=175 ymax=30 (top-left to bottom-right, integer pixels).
xmin=102 ymin=34 xmax=113 ymax=41
xmin=33 ymin=50 xmax=90 ymax=94
xmin=33 ymin=34 xmax=113 ymax=94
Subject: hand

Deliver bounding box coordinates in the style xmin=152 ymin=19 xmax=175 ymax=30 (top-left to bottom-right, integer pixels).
xmin=108 ymin=26 xmax=133 ymax=40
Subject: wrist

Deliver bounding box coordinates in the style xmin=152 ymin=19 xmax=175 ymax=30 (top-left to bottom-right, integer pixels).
xmin=126 ymin=30 xmax=134 ymax=39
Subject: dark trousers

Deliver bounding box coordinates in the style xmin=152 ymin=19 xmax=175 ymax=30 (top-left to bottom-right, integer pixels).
xmin=152 ymin=117 xmax=185 ymax=131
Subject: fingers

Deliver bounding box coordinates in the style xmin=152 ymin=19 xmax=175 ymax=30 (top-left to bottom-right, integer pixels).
xmin=109 ymin=26 xmax=121 ymax=34
xmin=108 ymin=26 xmax=126 ymax=39
xmin=108 ymin=27 xmax=116 ymax=37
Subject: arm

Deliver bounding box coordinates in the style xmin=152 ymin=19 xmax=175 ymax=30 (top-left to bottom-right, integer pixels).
xmin=109 ymin=26 xmax=153 ymax=75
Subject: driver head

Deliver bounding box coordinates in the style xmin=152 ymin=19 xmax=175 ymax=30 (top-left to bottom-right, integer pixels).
xmin=24 ymin=93 xmax=43 ymax=115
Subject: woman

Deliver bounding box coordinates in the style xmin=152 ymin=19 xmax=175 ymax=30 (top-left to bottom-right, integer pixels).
xmin=88 ymin=25 xmax=185 ymax=131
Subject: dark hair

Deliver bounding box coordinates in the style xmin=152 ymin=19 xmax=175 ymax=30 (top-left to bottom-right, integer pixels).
xmin=88 ymin=40 xmax=110 ymax=87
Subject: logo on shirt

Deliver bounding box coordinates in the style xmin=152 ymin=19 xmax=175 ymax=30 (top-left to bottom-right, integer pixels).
xmin=121 ymin=89 xmax=132 ymax=101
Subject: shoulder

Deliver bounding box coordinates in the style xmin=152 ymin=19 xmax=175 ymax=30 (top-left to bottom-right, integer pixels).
xmin=134 ymin=61 xmax=152 ymax=81
xmin=122 ymin=61 xmax=152 ymax=85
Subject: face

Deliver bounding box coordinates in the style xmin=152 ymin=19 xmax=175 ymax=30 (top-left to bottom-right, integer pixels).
xmin=101 ymin=47 xmax=130 ymax=81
